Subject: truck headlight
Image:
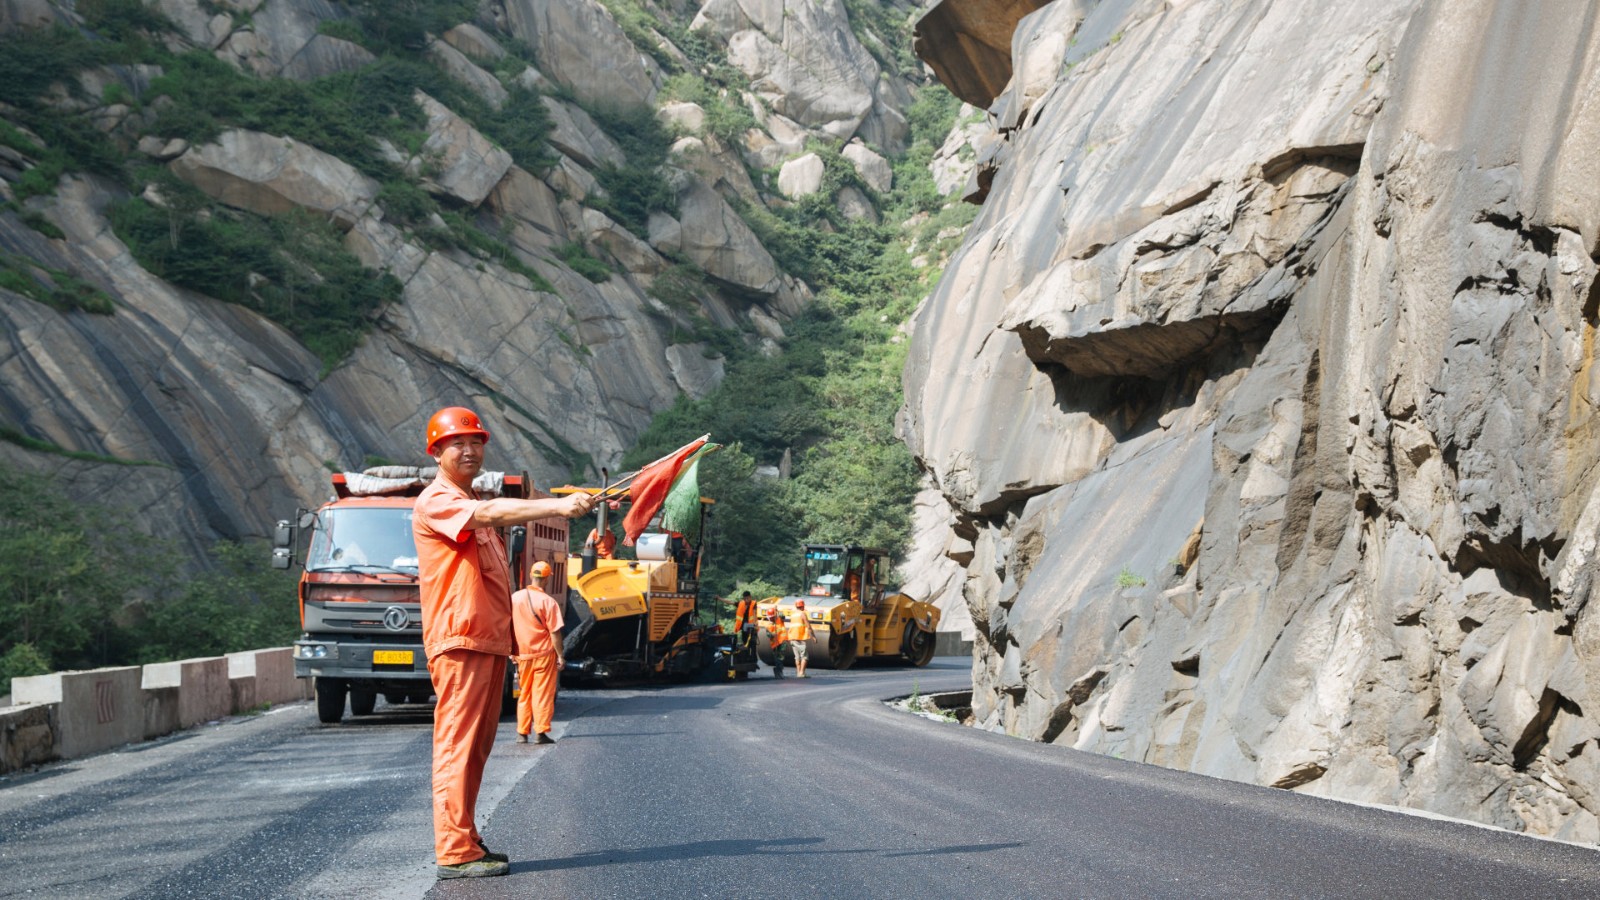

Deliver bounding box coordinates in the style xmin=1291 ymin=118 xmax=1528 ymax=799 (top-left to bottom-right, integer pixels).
xmin=296 ymin=644 xmax=331 ymax=659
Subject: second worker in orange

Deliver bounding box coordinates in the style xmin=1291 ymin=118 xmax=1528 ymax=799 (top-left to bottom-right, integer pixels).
xmin=513 ymin=560 xmax=565 ymax=745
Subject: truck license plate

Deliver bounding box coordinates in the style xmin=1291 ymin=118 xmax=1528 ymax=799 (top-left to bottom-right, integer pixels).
xmin=373 ymin=650 xmax=414 ymax=665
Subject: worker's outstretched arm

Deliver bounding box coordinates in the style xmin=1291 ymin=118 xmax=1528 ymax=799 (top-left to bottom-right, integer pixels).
xmin=470 ymin=492 xmax=595 ymax=528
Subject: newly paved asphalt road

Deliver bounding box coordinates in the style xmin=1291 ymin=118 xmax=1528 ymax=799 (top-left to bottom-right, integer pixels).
xmin=2 ymin=660 xmax=1598 ymax=898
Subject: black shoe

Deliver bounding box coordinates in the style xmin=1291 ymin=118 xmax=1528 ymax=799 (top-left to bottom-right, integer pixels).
xmin=514 ymin=733 xmax=528 ymax=744
xmin=535 ymin=732 xmax=555 ymax=744
xmin=437 ymin=857 xmax=509 ymax=879
xmin=477 ymin=841 xmax=508 ymax=863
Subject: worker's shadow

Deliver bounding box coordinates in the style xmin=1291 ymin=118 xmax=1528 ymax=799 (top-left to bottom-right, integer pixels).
xmin=516 ymin=837 xmax=1026 ymax=873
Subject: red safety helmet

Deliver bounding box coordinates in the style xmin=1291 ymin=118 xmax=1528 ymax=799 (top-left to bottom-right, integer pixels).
xmin=795 ymin=599 xmax=806 ymax=610
xmin=426 ymin=406 xmax=490 ymax=454
xmin=530 ymin=560 xmax=552 ymax=579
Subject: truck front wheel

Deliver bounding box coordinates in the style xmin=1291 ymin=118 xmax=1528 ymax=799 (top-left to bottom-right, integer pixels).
xmin=315 ymin=677 xmax=347 ymax=724
xmin=349 ymin=688 xmax=376 ymax=717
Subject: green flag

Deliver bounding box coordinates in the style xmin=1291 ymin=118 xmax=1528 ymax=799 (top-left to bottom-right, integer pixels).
xmin=660 ymin=444 xmax=718 ymax=535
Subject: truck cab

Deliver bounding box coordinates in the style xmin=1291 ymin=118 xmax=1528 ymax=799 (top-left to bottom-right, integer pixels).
xmin=273 ymin=468 xmax=566 ymax=723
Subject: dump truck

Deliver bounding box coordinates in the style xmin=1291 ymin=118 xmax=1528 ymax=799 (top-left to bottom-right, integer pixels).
xmin=756 ymin=544 xmax=940 ymax=670
xmin=556 ymin=490 xmax=757 ymax=685
xmin=271 ymin=467 xmax=567 ymax=723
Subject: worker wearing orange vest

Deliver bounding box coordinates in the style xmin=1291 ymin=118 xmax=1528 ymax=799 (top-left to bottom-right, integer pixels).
xmin=413 ymin=406 xmax=594 ymax=880
xmin=733 ymin=590 xmax=755 ymax=632
xmin=787 ymin=599 xmax=813 ymax=678
xmin=585 ymin=526 xmax=616 ymax=559
xmin=762 ymin=609 xmax=786 ymax=679
xmin=511 ymin=560 xmax=564 ymax=745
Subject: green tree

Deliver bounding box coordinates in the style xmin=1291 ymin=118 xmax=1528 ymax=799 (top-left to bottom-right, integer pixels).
xmin=133 ymin=541 xmax=300 ymax=663
xmin=0 ymin=467 xmax=146 ymax=671
xmin=0 ymin=642 xmax=52 ymax=698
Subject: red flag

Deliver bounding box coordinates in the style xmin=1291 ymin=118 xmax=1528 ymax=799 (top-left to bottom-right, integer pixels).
xmin=621 ymin=437 xmax=708 ymax=545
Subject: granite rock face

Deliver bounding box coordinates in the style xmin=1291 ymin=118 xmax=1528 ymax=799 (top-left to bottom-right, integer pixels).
xmin=0 ymin=0 xmax=866 ymax=565
xmin=691 ymin=0 xmax=909 ymax=151
xmin=169 ymin=129 xmax=380 ymax=229
xmin=500 ymin=0 xmax=661 ymax=108
xmin=904 ymin=0 xmax=1600 ymax=842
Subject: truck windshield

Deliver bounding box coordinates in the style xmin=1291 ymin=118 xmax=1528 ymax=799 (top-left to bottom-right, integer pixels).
xmin=306 ymin=508 xmax=419 ymax=575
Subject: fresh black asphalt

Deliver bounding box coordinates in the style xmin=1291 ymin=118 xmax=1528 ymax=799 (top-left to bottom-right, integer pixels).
xmin=2 ymin=660 xmax=1597 ymax=898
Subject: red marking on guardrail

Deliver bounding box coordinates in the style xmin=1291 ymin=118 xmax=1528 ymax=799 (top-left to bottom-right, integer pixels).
xmin=96 ymin=680 xmax=116 ymax=724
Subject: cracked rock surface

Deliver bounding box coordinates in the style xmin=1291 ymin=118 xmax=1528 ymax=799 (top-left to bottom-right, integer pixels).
xmin=904 ymin=0 xmax=1600 ymax=842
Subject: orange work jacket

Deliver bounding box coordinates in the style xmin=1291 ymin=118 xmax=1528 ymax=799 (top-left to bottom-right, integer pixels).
xmin=413 ymin=474 xmax=513 ymax=659
xmin=512 ymin=587 xmax=565 ymax=659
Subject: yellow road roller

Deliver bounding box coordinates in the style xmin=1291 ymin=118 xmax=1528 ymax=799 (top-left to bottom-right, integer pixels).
xmin=757 ymin=544 xmax=940 ymax=670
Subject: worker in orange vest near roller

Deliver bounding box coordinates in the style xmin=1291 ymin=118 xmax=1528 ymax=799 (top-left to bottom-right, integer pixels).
xmin=762 ymin=608 xmax=787 ymax=679
xmin=787 ymin=599 xmax=813 ymax=678
xmin=512 ymin=560 xmax=564 ymax=745
xmin=413 ymin=406 xmax=594 ymax=880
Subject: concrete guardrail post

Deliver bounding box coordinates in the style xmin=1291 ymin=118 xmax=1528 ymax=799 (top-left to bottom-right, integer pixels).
xmin=0 ymin=703 xmax=59 ymax=773
xmin=142 ymin=657 xmax=230 ymax=729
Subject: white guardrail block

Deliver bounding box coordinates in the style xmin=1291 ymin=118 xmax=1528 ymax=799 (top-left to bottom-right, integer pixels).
xmin=142 ymin=657 xmax=231 ymax=729
xmin=5 ymin=648 xmax=315 ymax=769
xmin=12 ymin=667 xmax=144 ymax=760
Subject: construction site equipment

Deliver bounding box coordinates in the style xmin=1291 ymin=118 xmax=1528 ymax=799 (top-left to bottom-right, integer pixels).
xmin=270 ymin=467 xmax=567 ymax=723
xmin=756 ymin=544 xmax=940 ymax=670
xmin=555 ymin=489 xmax=758 ymax=685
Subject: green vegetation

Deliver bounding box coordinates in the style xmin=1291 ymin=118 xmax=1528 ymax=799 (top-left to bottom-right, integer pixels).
xmin=0 ymin=464 xmax=298 ymax=695
xmin=110 ymin=175 xmax=402 ymax=369
xmin=556 ymin=241 xmax=612 ymax=283
xmin=344 ymin=0 xmax=477 ymax=55
xmin=0 ymin=252 xmax=116 ymax=314
xmin=132 ymin=541 xmax=301 ymax=664
xmin=0 ymin=0 xmax=981 ymax=631
xmin=0 ymin=642 xmax=52 ymax=698
xmin=623 ymin=77 xmax=970 ymax=599
xmin=841 ymin=0 xmax=920 ymax=75
xmin=1116 ymin=566 xmax=1147 ymax=589
xmin=0 ymin=427 xmax=164 ymax=466
xmin=582 ymin=101 xmax=679 ymax=235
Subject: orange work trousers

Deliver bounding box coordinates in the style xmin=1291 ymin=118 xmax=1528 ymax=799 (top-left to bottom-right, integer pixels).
xmin=430 ymin=648 xmax=506 ymax=865
xmin=516 ymin=653 xmax=560 ymax=735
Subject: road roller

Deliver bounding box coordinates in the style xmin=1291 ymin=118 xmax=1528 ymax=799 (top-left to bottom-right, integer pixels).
xmin=756 ymin=544 xmax=940 ymax=670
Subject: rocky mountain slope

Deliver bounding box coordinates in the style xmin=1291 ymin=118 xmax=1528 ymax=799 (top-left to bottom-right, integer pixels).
xmin=0 ymin=0 xmax=948 ymax=567
xmin=905 ymin=0 xmax=1600 ymax=841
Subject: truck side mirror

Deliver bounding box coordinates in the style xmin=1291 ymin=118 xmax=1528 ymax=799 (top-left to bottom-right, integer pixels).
xmin=273 ymin=510 xmax=306 ymax=570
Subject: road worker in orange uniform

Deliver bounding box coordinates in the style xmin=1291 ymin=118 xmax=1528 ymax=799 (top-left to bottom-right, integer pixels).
xmin=413 ymin=406 xmax=594 ymax=880
xmin=762 ymin=609 xmax=786 ymax=679
xmin=732 ymin=590 xmax=755 ymax=632
xmin=788 ymin=599 xmax=813 ymax=678
xmin=512 ymin=560 xmax=564 ymax=745
xmin=584 ymin=526 xmax=616 ymax=559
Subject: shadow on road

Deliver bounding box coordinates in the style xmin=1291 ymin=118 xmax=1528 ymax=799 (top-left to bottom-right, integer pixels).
xmin=516 ymin=836 xmax=1028 ymax=873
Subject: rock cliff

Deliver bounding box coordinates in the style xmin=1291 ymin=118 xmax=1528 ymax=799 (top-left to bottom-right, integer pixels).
xmin=0 ymin=0 xmax=917 ymax=557
xmin=905 ymin=0 xmax=1600 ymax=841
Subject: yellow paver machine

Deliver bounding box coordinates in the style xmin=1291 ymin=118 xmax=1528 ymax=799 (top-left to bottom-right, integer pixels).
xmin=555 ymin=490 xmax=759 ymax=685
